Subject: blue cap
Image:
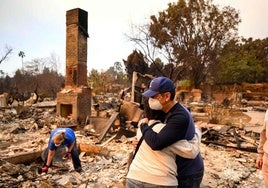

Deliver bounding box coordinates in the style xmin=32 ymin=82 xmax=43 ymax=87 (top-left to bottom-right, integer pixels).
xmin=142 ymin=76 xmax=175 ymax=97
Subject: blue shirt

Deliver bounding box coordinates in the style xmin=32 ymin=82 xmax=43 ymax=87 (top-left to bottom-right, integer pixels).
xmin=48 ymin=128 xmax=76 ymax=150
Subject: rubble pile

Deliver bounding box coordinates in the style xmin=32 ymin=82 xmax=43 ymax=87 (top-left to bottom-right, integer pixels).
xmin=0 ymin=100 xmax=266 ymax=187
xmin=0 ymin=102 xmax=132 ymax=187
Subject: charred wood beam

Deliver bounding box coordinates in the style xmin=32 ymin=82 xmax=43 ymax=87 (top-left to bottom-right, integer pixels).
xmin=78 ymin=143 xmax=110 ymax=157
xmin=98 ymin=112 xmax=119 ymax=143
xmin=202 ymin=140 xmax=257 ymax=153
xmin=1 ymin=150 xmax=43 ymax=164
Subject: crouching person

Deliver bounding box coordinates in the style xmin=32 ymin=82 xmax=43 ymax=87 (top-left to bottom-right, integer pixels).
xmin=40 ymin=127 xmax=82 ymax=173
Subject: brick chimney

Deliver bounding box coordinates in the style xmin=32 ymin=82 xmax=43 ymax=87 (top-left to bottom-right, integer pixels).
xmin=56 ymin=8 xmax=91 ymax=124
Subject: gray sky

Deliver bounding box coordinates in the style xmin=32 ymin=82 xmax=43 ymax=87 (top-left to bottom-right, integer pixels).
xmin=0 ymin=0 xmax=268 ymax=76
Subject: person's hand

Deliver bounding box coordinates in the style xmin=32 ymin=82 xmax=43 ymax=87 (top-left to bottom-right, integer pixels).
xmin=130 ymin=101 xmax=140 ymax=107
xmin=138 ymin=118 xmax=149 ymax=127
xmin=132 ymin=137 xmax=138 ymax=149
xmin=256 ymin=157 xmax=263 ymax=169
xmin=64 ymin=151 xmax=71 ymax=159
xmin=38 ymin=165 xmax=49 ymax=174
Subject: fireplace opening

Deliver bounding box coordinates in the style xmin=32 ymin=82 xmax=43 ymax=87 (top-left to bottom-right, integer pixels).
xmin=60 ymin=104 xmax=73 ymax=118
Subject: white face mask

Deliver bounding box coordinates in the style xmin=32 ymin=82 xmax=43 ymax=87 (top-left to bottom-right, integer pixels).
xmin=54 ymin=142 xmax=62 ymax=147
xmin=148 ymin=97 xmax=163 ymax=110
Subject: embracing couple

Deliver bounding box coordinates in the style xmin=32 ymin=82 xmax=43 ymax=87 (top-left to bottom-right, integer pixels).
xmin=126 ymin=76 xmax=204 ymax=188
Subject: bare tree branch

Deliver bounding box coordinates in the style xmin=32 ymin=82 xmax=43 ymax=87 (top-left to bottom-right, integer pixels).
xmin=0 ymin=45 xmax=13 ymax=64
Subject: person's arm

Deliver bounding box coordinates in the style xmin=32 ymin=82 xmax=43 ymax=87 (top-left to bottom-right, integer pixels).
xmin=68 ymin=142 xmax=75 ymax=152
xmin=169 ymin=126 xmax=202 ymax=159
xmin=140 ymin=112 xmax=189 ymax=150
xmin=46 ymin=149 xmax=55 ymax=166
xmin=63 ymin=141 xmax=75 ymax=159
xmin=64 ymin=128 xmax=76 ymax=153
xmin=256 ymin=121 xmax=267 ymax=169
xmin=40 ymin=149 xmax=55 ymax=173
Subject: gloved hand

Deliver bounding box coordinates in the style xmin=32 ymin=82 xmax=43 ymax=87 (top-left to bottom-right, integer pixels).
xmin=38 ymin=165 xmax=49 ymax=174
xmin=64 ymin=151 xmax=71 ymax=159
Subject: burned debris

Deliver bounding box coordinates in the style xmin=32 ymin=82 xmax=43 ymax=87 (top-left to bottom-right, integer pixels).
xmin=1 ymin=67 xmax=268 ymax=187
xmin=0 ymin=87 xmax=267 ymax=187
xmin=0 ymin=102 xmax=130 ymax=187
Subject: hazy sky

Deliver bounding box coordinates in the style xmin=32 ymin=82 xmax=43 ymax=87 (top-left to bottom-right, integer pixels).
xmin=0 ymin=0 xmax=268 ymax=76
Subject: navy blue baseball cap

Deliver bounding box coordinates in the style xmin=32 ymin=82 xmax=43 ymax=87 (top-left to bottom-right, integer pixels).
xmin=142 ymin=76 xmax=175 ymax=97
